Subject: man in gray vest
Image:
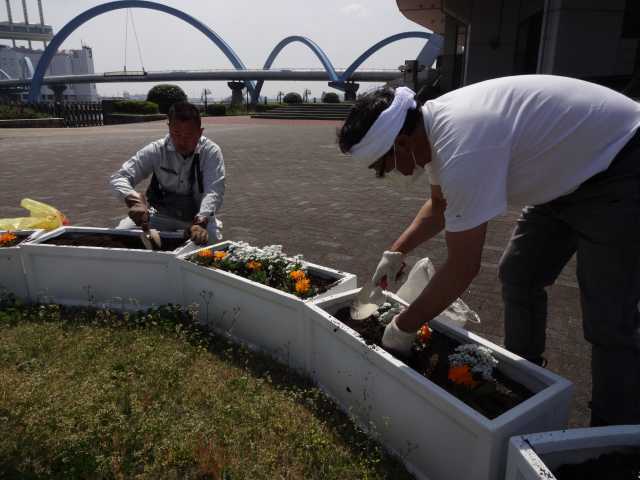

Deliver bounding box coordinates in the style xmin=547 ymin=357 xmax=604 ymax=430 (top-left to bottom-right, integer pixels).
xmin=111 ymin=101 xmax=225 ymax=245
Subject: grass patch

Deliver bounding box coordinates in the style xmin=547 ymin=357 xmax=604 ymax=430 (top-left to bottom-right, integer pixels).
xmin=0 ymin=299 xmax=413 ymax=479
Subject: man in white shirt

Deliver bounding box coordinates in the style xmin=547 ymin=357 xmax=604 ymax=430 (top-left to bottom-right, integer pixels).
xmin=338 ymin=76 xmax=640 ymax=426
xmin=111 ymin=101 xmax=225 ymax=245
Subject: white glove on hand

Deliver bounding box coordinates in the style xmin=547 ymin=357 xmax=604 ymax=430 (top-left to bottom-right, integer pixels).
xmin=381 ymin=314 xmax=416 ymax=355
xmin=371 ymin=251 xmax=405 ymax=290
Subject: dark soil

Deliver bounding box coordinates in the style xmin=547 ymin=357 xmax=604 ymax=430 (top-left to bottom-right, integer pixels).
xmin=41 ymin=232 xmax=186 ymax=252
xmin=335 ymin=307 xmax=534 ymax=419
xmin=310 ymin=274 xmax=339 ymax=294
xmin=0 ymin=233 xmax=30 ymax=248
xmin=554 ymin=449 xmax=640 ymax=480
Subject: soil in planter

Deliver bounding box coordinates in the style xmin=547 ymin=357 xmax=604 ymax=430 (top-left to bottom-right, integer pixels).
xmin=553 ymin=448 xmax=640 ymax=480
xmin=0 ymin=233 xmax=30 ymax=248
xmin=42 ymin=232 xmax=186 ymax=251
xmin=334 ymin=307 xmax=534 ymax=419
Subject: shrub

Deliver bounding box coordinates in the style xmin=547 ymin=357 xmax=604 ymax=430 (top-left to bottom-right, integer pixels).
xmin=146 ymin=84 xmax=187 ymax=114
xmin=205 ymin=103 xmax=226 ymax=116
xmin=323 ymin=92 xmax=341 ymax=103
xmin=0 ymin=105 xmax=49 ymax=120
xmin=112 ymin=100 xmax=159 ymax=115
xmin=283 ymin=92 xmax=303 ymax=104
xmin=254 ymin=103 xmax=283 ymax=112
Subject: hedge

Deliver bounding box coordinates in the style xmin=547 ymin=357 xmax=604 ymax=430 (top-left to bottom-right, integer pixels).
xmin=112 ymin=100 xmax=159 ymax=115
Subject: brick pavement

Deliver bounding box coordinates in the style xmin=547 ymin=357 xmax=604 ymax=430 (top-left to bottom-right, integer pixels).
xmin=0 ymin=117 xmax=590 ymax=426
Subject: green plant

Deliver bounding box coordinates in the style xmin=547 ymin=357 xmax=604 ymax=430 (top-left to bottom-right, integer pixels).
xmin=112 ymin=100 xmax=159 ymax=115
xmin=205 ymin=103 xmax=226 ymax=116
xmin=283 ymin=92 xmax=303 ymax=104
xmin=0 ymin=299 xmax=413 ymax=479
xmin=254 ymin=103 xmax=283 ymax=112
xmin=0 ymin=105 xmax=49 ymax=120
xmin=323 ymin=92 xmax=341 ymax=103
xmin=146 ymin=84 xmax=187 ymax=114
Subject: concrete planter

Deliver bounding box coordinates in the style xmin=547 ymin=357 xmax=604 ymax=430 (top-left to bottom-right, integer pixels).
xmin=0 ymin=230 xmax=43 ymax=300
xmin=175 ymin=241 xmax=356 ymax=370
xmin=20 ymin=227 xmax=189 ymax=308
xmin=305 ymin=289 xmax=574 ymax=480
xmin=506 ymin=426 xmax=640 ymax=480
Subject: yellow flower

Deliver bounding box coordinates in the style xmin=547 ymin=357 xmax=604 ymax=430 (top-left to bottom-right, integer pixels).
xmin=0 ymin=232 xmax=17 ymax=246
xmin=290 ymin=270 xmax=306 ymax=281
xmin=295 ymin=278 xmax=311 ymax=295
xmin=198 ymin=249 xmax=214 ymax=258
xmin=417 ymin=324 xmax=431 ymax=344
xmin=246 ymin=260 xmax=262 ymax=271
xmin=213 ymin=251 xmax=228 ymax=260
xmin=448 ymin=364 xmax=478 ymax=388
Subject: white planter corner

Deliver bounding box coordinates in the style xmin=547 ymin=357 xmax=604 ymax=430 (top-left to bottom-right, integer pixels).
xmin=506 ymin=425 xmax=640 ymax=480
xmin=305 ymin=288 xmax=574 ymax=480
xmin=0 ymin=229 xmax=42 ymax=300
xmin=20 ymin=226 xmax=188 ymax=309
xmin=174 ymin=241 xmax=356 ymax=371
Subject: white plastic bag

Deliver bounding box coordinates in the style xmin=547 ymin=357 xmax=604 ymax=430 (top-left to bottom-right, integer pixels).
xmin=395 ymin=257 xmax=481 ymax=329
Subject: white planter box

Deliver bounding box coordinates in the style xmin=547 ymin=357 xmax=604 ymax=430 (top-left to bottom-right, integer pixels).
xmin=20 ymin=227 xmax=189 ymax=309
xmin=0 ymin=229 xmax=42 ymax=300
xmin=305 ymin=289 xmax=574 ymax=480
xmin=175 ymin=241 xmax=356 ymax=370
xmin=506 ymin=425 xmax=640 ymax=480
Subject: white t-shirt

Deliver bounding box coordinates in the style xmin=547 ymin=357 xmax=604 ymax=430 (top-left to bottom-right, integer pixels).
xmin=422 ymin=75 xmax=640 ymax=232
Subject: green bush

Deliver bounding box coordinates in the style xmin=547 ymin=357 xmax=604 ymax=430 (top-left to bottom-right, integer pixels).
xmin=112 ymin=100 xmax=159 ymax=115
xmin=0 ymin=105 xmax=49 ymax=120
xmin=283 ymin=92 xmax=303 ymax=104
xmin=146 ymin=84 xmax=187 ymax=114
xmin=254 ymin=103 xmax=283 ymax=112
xmin=323 ymin=92 xmax=341 ymax=103
xmin=205 ymin=103 xmax=226 ymax=116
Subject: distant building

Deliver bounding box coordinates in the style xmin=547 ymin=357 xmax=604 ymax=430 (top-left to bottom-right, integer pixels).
xmin=0 ymin=0 xmax=99 ymax=102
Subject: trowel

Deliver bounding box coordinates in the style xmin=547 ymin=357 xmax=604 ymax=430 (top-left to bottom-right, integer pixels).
xmin=140 ymin=223 xmax=162 ymax=251
xmin=349 ymin=280 xmax=386 ymax=320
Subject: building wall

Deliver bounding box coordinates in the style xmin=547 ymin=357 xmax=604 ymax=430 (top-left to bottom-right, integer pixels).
xmin=0 ymin=44 xmax=98 ymax=101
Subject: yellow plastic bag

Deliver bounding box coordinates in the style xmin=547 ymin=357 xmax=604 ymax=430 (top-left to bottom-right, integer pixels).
xmin=0 ymin=198 xmax=69 ymax=231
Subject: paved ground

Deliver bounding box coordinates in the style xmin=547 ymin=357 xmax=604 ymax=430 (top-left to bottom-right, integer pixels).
xmin=0 ymin=117 xmax=590 ymax=426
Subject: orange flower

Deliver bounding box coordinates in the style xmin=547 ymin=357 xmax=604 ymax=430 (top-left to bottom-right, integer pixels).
xmin=289 ymin=270 xmax=306 ymax=281
xmin=295 ymin=278 xmax=311 ymax=295
xmin=198 ymin=249 xmax=214 ymax=258
xmin=448 ymin=365 xmax=478 ymax=388
xmin=246 ymin=260 xmax=262 ymax=271
xmin=213 ymin=251 xmax=228 ymax=260
xmin=417 ymin=324 xmax=431 ymax=344
xmin=0 ymin=232 xmax=17 ymax=246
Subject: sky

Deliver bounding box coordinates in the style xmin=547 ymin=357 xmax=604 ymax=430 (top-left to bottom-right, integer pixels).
xmin=1 ymin=0 xmax=430 ymax=100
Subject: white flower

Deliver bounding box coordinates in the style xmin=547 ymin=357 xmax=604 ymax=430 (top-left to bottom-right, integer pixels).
xmin=448 ymin=344 xmax=498 ymax=381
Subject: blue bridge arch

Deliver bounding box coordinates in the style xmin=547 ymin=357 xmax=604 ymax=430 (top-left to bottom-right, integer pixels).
xmin=28 ymin=0 xmax=441 ymax=103
xmin=28 ymin=0 xmax=254 ymax=103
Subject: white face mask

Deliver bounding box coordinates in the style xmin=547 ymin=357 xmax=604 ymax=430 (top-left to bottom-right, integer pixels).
xmin=386 ymin=146 xmax=428 ymax=190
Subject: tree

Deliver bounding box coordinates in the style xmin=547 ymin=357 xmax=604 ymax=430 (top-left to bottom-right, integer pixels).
xmin=283 ymin=92 xmax=303 ymax=104
xmin=147 ymin=84 xmax=187 ymax=114
xmin=322 ymin=92 xmax=340 ymax=103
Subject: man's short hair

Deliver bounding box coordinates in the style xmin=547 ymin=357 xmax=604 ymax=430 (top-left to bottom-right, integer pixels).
xmin=337 ymin=87 xmax=420 ymax=154
xmin=168 ymin=101 xmax=201 ymax=129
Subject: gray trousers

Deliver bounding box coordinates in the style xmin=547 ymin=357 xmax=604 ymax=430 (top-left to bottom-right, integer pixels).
xmin=499 ymin=131 xmax=640 ymax=426
xmin=116 ymin=212 xmax=222 ymax=244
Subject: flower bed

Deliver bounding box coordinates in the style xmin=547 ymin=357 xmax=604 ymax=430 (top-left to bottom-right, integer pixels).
xmin=305 ymin=289 xmax=574 ymax=480
xmin=0 ymin=230 xmax=42 ymax=300
xmin=20 ymin=227 xmax=191 ymax=309
xmin=334 ymin=302 xmax=533 ymax=419
xmin=175 ymin=241 xmax=356 ymax=370
xmin=506 ymin=426 xmax=640 ymax=480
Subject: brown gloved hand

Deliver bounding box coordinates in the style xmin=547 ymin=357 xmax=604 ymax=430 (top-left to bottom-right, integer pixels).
xmin=125 ymin=194 xmax=149 ymax=227
xmin=189 ymin=215 xmax=209 ymax=245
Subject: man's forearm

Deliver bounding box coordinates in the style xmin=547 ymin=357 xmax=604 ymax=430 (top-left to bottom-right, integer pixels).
xmin=390 ymin=198 xmax=445 ymax=254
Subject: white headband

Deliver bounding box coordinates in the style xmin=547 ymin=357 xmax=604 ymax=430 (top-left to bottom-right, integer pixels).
xmin=348 ymin=86 xmax=417 ymax=163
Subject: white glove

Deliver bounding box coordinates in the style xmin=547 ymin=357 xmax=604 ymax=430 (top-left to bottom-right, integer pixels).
xmin=371 ymin=251 xmax=406 ymax=290
xmin=381 ymin=315 xmax=416 ymax=355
